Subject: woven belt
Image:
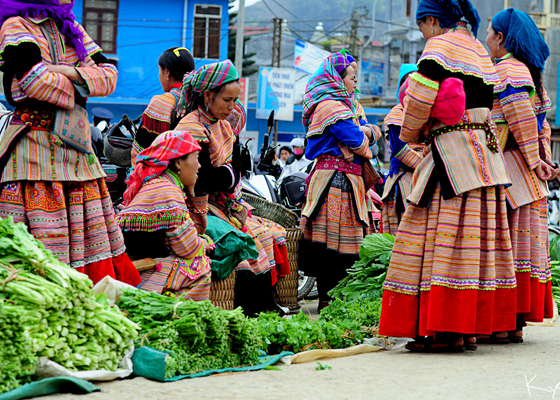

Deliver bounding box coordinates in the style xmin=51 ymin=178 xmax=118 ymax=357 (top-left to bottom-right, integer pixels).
xmin=425 ymin=122 xmax=499 ymax=153
xmin=315 ymin=155 xmax=363 ymax=175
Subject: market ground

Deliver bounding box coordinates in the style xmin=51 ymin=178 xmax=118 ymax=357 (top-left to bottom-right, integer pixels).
xmin=45 ymin=300 xmax=560 ymax=400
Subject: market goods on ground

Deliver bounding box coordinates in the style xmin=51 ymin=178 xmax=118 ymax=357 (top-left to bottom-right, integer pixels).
xmin=0 ymin=217 xmax=139 ymax=395
xmin=328 ymin=233 xmax=394 ymax=301
xmin=118 ymin=289 xmax=262 ymax=379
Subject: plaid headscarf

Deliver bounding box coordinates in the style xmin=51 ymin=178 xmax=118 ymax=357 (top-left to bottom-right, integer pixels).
xmin=175 ymin=60 xmax=240 ymax=119
xmin=123 ymin=130 xmax=201 ymax=205
xmin=302 ymin=53 xmax=352 ymax=131
xmin=492 ymin=8 xmax=549 ymax=71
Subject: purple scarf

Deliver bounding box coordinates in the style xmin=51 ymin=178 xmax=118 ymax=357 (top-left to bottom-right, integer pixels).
xmin=0 ymin=0 xmax=87 ymax=61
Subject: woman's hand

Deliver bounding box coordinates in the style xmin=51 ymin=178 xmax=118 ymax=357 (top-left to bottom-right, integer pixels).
xmin=360 ymin=125 xmax=373 ymax=139
xmin=544 ymin=159 xmax=560 ymax=181
xmin=46 ymin=64 xmax=85 ymax=85
xmin=82 ymin=56 xmax=96 ymax=68
xmin=535 ymin=160 xmax=555 ymax=181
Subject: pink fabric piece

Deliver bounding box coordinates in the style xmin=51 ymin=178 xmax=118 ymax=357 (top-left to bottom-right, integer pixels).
xmin=430 ymin=77 xmax=466 ymax=126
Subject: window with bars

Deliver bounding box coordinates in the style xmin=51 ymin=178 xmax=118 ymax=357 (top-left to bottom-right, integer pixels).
xmin=83 ymin=0 xmax=119 ymax=54
xmin=193 ymin=4 xmax=222 ymax=59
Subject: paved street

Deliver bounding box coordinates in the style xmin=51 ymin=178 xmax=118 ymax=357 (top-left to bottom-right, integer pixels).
xmin=44 ymin=301 xmax=560 ymax=400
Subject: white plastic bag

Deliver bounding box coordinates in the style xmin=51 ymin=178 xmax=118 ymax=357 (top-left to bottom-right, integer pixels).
xmin=34 ymin=344 xmax=135 ymax=382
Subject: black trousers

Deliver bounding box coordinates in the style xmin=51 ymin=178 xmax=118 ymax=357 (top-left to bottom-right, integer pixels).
xmin=234 ymin=270 xmax=278 ymax=317
xmin=298 ymin=239 xmax=358 ymax=302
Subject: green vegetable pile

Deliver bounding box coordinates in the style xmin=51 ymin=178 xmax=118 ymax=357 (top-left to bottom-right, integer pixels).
xmin=329 ymin=233 xmax=394 ymax=301
xmin=0 ymin=217 xmax=139 ymax=394
xmin=549 ymin=232 xmax=560 ymax=308
xmin=119 ymin=289 xmax=262 ymax=379
xmin=256 ymin=297 xmax=382 ymax=354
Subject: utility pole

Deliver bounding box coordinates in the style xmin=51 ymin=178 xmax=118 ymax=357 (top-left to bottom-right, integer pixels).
xmin=271 ymin=17 xmax=282 ymax=145
xmin=234 ymin=0 xmax=245 ymax=77
xmin=350 ymin=10 xmax=360 ymax=59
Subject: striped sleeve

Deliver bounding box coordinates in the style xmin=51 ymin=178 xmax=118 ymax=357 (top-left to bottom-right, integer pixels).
xmin=166 ymin=219 xmax=206 ymax=261
xmin=539 ymin=119 xmax=552 ymax=162
xmin=498 ymin=85 xmax=540 ymax=169
xmin=400 ymin=72 xmax=439 ymax=143
xmin=18 ymin=61 xmax=75 ymax=109
xmin=74 ymin=62 xmax=118 ymax=97
xmin=187 ymin=194 xmax=209 ymax=235
xmin=395 ymin=145 xmax=423 ymax=169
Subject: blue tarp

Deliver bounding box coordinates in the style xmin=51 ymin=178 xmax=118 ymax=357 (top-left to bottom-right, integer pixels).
xmin=132 ymin=346 xmax=293 ymax=382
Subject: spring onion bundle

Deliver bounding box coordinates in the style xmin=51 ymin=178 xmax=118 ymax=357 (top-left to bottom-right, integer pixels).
xmin=0 ymin=217 xmax=139 ymax=394
xmin=119 ymin=289 xmax=262 ymax=379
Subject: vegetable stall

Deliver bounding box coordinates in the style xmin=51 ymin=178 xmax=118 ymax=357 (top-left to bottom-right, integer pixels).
xmin=0 ymin=217 xmax=396 ymax=399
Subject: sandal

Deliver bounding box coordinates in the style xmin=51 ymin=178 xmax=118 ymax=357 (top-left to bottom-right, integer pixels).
xmin=463 ymin=336 xmax=477 ymax=351
xmin=476 ymin=332 xmax=509 ymax=344
xmin=508 ymin=330 xmax=524 ymax=344
xmin=405 ymin=335 xmax=465 ymax=353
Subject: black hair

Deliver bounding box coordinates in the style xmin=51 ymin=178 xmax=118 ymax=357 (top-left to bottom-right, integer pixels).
xmin=158 ymin=47 xmax=195 ymax=82
xmin=416 ymin=16 xmax=428 ymax=25
xmin=339 ymin=66 xmax=349 ymax=79
xmin=168 ymin=153 xmax=191 ymax=173
xmin=399 ymin=71 xmax=414 ymax=88
xmin=492 ymin=26 xmax=545 ymax=102
xmin=279 ymin=146 xmax=292 ymax=155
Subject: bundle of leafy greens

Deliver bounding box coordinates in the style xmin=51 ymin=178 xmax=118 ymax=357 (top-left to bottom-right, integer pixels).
xmin=119 ymin=289 xmax=262 ymax=379
xmin=0 ymin=217 xmax=139 ymax=394
xmin=328 ymin=233 xmax=395 ymax=301
xmin=549 ymin=232 xmax=560 ymax=308
xmin=256 ymin=297 xmax=382 ymax=354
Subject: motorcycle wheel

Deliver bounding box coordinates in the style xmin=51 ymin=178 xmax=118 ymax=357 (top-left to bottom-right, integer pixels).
xmin=298 ymin=271 xmax=316 ymax=301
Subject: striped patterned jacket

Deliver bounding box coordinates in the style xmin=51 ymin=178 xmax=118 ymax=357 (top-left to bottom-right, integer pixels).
xmin=0 ymin=16 xmax=118 ymax=183
xmin=491 ymin=55 xmax=551 ymax=208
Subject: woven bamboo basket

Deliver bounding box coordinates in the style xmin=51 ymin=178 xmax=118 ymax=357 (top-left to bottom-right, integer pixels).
xmin=274 ymin=228 xmax=302 ymax=310
xmin=242 ymin=193 xmax=299 ymax=229
xmin=242 ymin=193 xmax=302 ymax=311
xmin=210 ymin=270 xmax=237 ymax=310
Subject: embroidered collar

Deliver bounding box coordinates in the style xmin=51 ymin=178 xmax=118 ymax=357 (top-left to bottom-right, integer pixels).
xmin=197 ymin=106 xmax=218 ymax=125
xmin=495 ymin=52 xmax=514 ymax=64
xmin=162 ymin=170 xmax=184 ymax=191
xmin=442 ymin=22 xmax=470 ymax=36
xmin=28 ymin=16 xmax=51 ymax=24
xmin=169 ymin=82 xmax=182 ymax=91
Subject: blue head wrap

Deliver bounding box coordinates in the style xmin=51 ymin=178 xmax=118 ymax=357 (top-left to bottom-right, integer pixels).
xmin=395 ymin=64 xmax=418 ymax=102
xmin=416 ymin=0 xmax=481 ymax=38
xmin=492 ymin=8 xmax=550 ymax=71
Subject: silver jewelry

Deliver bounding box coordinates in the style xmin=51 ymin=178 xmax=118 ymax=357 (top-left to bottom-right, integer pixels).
xmin=178 ymin=170 xmax=181 ymax=176
xmin=497 ymin=44 xmax=500 ymax=50
xmin=206 ymin=103 xmax=209 ymax=112
xmin=167 ymin=77 xmax=169 ymax=80
xmin=432 ymin=26 xmax=435 ymax=34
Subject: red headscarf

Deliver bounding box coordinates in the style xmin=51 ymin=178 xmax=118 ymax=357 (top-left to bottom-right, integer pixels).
xmin=124 ymin=130 xmax=201 ymax=205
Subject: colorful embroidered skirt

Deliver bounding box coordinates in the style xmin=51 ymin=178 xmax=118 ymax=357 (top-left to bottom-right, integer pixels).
xmin=301 ymin=171 xmax=366 ymax=255
xmin=508 ymin=198 xmax=554 ymax=322
xmin=0 ymin=179 xmax=141 ymax=286
xmin=140 ymin=257 xmax=212 ymax=301
xmin=381 ymin=171 xmax=414 ymax=236
xmin=379 ymin=185 xmax=517 ymax=338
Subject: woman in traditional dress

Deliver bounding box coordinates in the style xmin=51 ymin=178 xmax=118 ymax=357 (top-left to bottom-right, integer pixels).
xmin=483 ymin=8 xmax=557 ymax=343
xmin=131 ymin=47 xmax=195 ymax=165
xmin=379 ymin=0 xmax=517 ymax=352
xmin=117 ymin=131 xmax=213 ymax=300
xmin=299 ymin=53 xmax=381 ymax=311
xmin=0 ymin=0 xmax=140 ymax=286
xmin=381 ymin=64 xmax=426 ymax=235
xmin=174 ymin=60 xmax=288 ymax=315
